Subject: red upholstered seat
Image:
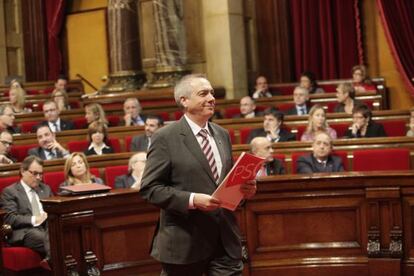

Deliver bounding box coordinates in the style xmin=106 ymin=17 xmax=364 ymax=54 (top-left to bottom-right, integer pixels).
xmin=19 ymin=121 xmax=38 ymax=133
xmin=291 ymin=152 xmax=307 ymax=173
xmin=11 ymin=144 xmax=37 ymax=162
xmin=381 ymin=120 xmax=406 ymax=137
xmin=107 ymin=115 xmax=120 ymax=127
xmin=174 ymin=111 xmax=183 ymax=120
xmin=43 ymin=171 xmax=65 ymax=194
xmin=296 ymin=125 xmax=307 ymax=140
xmin=90 ymin=168 xmax=100 ymax=178
xmin=330 ymin=123 xmax=351 ymax=138
xmin=239 ymin=127 xmax=252 ymax=144
xmin=276 ymin=103 xmax=294 ymax=112
xmin=67 ymin=140 xmax=88 ymax=153
xmin=223 ymin=107 xmax=240 ymax=119
xmin=227 ymin=129 xmax=236 ymax=144
xmin=0 ymin=176 xmax=20 ymax=192
xmin=72 ymin=117 xmax=88 ymax=129
xmin=2 ymin=247 xmax=42 ymax=271
xmin=125 ymin=136 xmax=133 ymax=152
xmin=353 ymin=148 xmax=410 ymax=171
xmin=155 ymin=111 xmax=169 ymax=122
xmin=108 ymin=138 xmax=121 ymax=153
xmin=105 ymin=165 xmax=128 ymax=188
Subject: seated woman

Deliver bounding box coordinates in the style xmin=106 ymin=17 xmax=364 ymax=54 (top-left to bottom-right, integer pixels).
xmin=299 ymin=71 xmax=324 ymax=94
xmin=344 ymin=104 xmax=387 ymax=138
xmin=84 ymin=121 xmax=114 ymax=156
xmin=334 ymin=82 xmax=363 ymax=114
xmin=407 ymin=107 xmax=414 ymax=137
xmin=114 ymin=152 xmax=147 ymax=189
xmin=59 ymin=152 xmax=103 ymax=194
xmin=351 ymin=65 xmax=376 ymax=93
xmin=9 ymin=86 xmax=32 ymax=114
xmin=51 ymin=88 xmax=71 ymax=111
xmin=301 ymin=104 xmax=337 ymax=142
xmin=84 ymin=103 xmax=108 ymax=127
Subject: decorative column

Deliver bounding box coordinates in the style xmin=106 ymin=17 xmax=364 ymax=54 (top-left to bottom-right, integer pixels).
xmin=100 ymin=0 xmax=146 ymax=93
xmin=147 ymin=0 xmax=190 ymax=89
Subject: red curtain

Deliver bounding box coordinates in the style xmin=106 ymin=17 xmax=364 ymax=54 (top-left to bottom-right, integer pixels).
xmin=45 ymin=0 xmax=66 ymax=80
xmin=377 ymin=0 xmax=414 ymax=96
xmin=290 ymin=0 xmax=361 ymax=80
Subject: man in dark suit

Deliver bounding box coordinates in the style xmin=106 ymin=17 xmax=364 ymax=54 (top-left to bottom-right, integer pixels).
xmin=233 ymin=96 xmax=262 ymax=119
xmin=114 ymin=152 xmax=146 ymax=189
xmin=0 ymin=130 xmax=15 ymax=164
xmin=285 ymin=86 xmax=311 ymax=115
xmin=139 ymin=74 xmax=257 ymax=275
xmin=0 ymin=104 xmax=20 ymax=134
xmin=28 ymin=125 xmax=70 ymax=160
xmin=247 ymin=108 xmax=296 ymax=144
xmin=1 ymin=156 xmax=52 ymax=268
xmin=122 ymin=98 xmax=146 ymax=126
xmin=296 ymin=132 xmax=344 ymax=173
xmin=250 ymin=137 xmax=285 ymax=176
xmin=130 ymin=115 xmax=163 ymax=152
xmin=35 ymin=101 xmax=74 ymax=133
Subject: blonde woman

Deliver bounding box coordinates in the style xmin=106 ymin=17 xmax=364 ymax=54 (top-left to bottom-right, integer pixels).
xmin=84 ymin=103 xmax=108 ymax=126
xmin=301 ymin=105 xmax=337 ymax=142
xmin=59 ymin=152 xmax=103 ymax=194
xmin=51 ymin=89 xmax=70 ymax=111
xmin=9 ymin=87 xmax=31 ymax=114
xmin=351 ymin=65 xmax=375 ymax=93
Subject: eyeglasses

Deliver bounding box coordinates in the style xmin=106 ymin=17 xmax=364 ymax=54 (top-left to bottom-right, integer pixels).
xmin=0 ymin=140 xmax=13 ymax=147
xmin=27 ymin=170 xmax=43 ymax=178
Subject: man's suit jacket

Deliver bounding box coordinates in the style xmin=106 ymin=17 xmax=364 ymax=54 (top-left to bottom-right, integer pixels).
xmin=285 ymin=103 xmax=312 ymax=115
xmin=296 ymin=154 xmax=344 ymax=173
xmin=130 ymin=135 xmax=149 ymax=152
xmin=114 ymin=174 xmax=135 ymax=188
xmin=247 ymin=128 xmax=296 ymax=144
xmin=139 ymin=117 xmax=241 ymax=265
xmin=0 ymin=181 xmax=52 ymax=244
xmin=27 ymin=147 xmax=65 ymax=160
xmin=265 ymin=159 xmax=285 ymax=175
xmin=35 ymin=119 xmax=75 ymax=132
xmin=344 ymin=121 xmax=387 ymax=138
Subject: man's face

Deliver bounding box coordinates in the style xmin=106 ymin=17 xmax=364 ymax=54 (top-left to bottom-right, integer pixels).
xmin=336 ymin=86 xmax=348 ymax=103
xmin=352 ymin=112 xmax=368 ymax=128
xmin=21 ymin=161 xmax=43 ymax=188
xmin=37 ymin=127 xmax=55 ymax=149
xmin=255 ymin=140 xmax=274 ymax=162
xmin=263 ymin=114 xmax=281 ymax=132
xmin=1 ymin=107 xmax=15 ymax=127
xmin=293 ymin=88 xmax=309 ymax=106
xmin=312 ymin=133 xmax=332 ymax=160
xmin=181 ymin=78 xmax=215 ymax=119
xmin=124 ymin=100 xmax=139 ymax=118
xmin=255 ymin=76 xmax=268 ymax=91
xmin=55 ymin=79 xmax=67 ymax=90
xmin=0 ymin=132 xmax=13 ymax=154
xmin=240 ymin=97 xmax=255 ymax=115
xmin=43 ymin=102 xmax=59 ymax=122
xmin=144 ymin=118 xmax=160 ymax=137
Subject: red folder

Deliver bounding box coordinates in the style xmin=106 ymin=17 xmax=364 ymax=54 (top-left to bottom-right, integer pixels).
xmin=212 ymin=152 xmax=265 ymax=210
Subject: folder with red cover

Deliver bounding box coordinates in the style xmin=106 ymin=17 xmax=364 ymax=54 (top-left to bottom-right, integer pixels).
xmin=212 ymin=152 xmax=265 ymax=210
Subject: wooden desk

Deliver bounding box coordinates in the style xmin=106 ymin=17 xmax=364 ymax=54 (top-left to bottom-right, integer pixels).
xmin=40 ymin=172 xmax=414 ymax=275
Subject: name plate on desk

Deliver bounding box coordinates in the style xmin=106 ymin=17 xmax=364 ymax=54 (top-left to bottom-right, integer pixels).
xmin=60 ymin=183 xmax=111 ymax=195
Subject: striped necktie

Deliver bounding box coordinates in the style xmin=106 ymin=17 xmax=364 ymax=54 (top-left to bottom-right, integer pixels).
xmin=198 ymin=129 xmax=219 ymax=183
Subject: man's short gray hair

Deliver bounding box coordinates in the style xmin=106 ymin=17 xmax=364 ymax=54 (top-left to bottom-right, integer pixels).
xmin=124 ymin=98 xmax=141 ymax=111
xmin=174 ymin=74 xmax=207 ymax=108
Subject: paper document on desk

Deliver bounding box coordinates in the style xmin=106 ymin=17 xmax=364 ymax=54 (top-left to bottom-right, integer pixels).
xmin=212 ymin=152 xmax=265 ymax=211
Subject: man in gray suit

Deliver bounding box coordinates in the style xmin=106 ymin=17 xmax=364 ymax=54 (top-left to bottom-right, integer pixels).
xmin=1 ymin=155 xmax=52 ymax=268
xmin=28 ymin=125 xmax=70 ymax=160
xmin=139 ymin=74 xmax=257 ymax=276
xmin=296 ymin=131 xmax=344 ymax=173
xmin=130 ymin=115 xmax=163 ymax=152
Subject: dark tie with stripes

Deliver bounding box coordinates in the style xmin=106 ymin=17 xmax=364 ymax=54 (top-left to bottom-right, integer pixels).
xmin=198 ymin=129 xmax=219 ymax=183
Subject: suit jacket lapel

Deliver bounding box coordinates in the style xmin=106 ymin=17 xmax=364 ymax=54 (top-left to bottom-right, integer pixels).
xmin=16 ymin=182 xmax=33 ymax=214
xmin=179 ymin=118 xmax=217 ymax=185
xmin=39 ymin=148 xmax=47 ymax=160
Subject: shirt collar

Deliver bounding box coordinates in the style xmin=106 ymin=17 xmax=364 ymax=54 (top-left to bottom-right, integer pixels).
xmin=88 ymin=143 xmax=110 ymax=150
xmin=184 ymin=114 xmax=210 ymax=136
xmin=20 ymin=180 xmax=33 ymax=193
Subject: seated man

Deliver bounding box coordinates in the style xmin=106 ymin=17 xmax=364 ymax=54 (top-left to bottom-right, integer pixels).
xmin=344 ymin=104 xmax=387 ymax=138
xmin=130 ymin=115 xmax=163 ymax=152
xmin=28 ymin=125 xmax=70 ymax=160
xmin=1 ymin=155 xmax=52 ymax=267
xmin=0 ymin=104 xmax=20 ymax=134
xmin=54 ymin=75 xmax=67 ymax=91
xmin=35 ymin=100 xmax=74 ymax=132
xmin=122 ymin=98 xmax=146 ymax=126
xmin=0 ymin=130 xmax=15 ymax=164
xmin=250 ymin=137 xmax=285 ymax=176
xmin=247 ymin=108 xmax=296 ymax=143
xmin=285 ymin=86 xmax=311 ymax=115
xmin=115 ymin=152 xmax=147 ymax=189
xmin=296 ymin=131 xmax=344 ymax=173
xmin=252 ymin=76 xmax=273 ymax=99
xmin=233 ymin=96 xmax=262 ymax=119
